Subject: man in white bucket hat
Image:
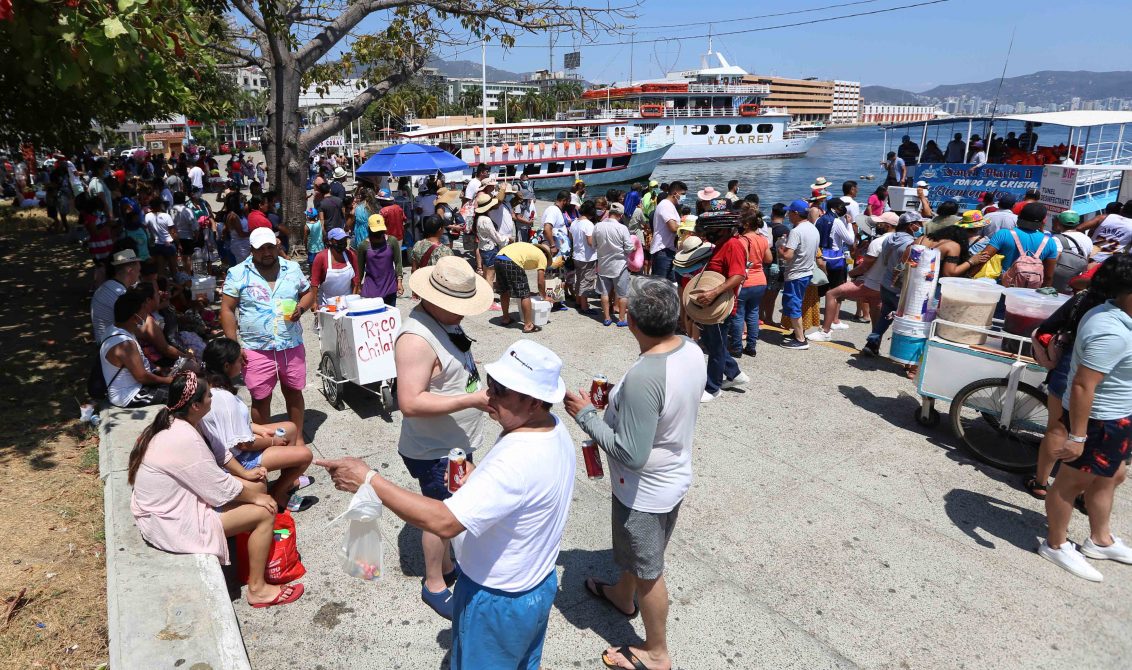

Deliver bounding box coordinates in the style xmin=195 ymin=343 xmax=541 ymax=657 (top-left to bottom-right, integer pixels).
xmin=318 ymin=339 xmax=575 ymax=669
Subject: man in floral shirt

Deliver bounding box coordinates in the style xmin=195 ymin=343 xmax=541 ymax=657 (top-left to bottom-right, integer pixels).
xmin=221 ymin=228 xmax=314 ymax=445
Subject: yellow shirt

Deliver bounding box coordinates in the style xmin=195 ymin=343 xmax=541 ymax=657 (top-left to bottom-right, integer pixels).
xmin=498 ymin=242 xmax=548 ymax=271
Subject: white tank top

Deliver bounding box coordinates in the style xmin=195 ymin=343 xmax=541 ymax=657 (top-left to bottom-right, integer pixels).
xmin=100 ymin=327 xmax=150 ymax=407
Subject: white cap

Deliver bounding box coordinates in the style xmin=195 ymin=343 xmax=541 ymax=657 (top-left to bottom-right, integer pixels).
xmin=249 ymin=227 xmax=277 ymax=249
xmin=483 ymin=340 xmax=566 ymax=404
xmin=915 ymin=180 xmax=929 ymax=188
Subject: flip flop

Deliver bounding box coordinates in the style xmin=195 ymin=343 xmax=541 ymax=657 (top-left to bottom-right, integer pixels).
xmin=250 ymin=583 xmax=304 ymax=609
xmin=1023 ymin=476 xmax=1048 ymax=499
xmin=288 ymin=475 xmax=315 ymax=494
xmin=585 ymin=577 xmax=638 ymax=618
xmin=601 ymin=645 xmax=651 ymax=670
xmin=286 ymin=494 xmax=318 ymax=512
xmin=522 ymin=325 xmax=543 ymax=333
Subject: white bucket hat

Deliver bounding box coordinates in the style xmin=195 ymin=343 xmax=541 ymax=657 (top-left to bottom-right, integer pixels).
xmin=483 ymin=339 xmax=566 ymax=404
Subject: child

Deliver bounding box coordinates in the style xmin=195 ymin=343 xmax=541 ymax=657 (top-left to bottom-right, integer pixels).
xmin=79 ymin=193 xmax=113 ymax=288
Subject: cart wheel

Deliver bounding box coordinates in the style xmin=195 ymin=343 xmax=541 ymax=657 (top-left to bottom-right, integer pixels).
xmin=320 ymin=353 xmax=344 ymax=411
xmin=949 ymin=378 xmax=1047 ymax=472
xmin=380 ymin=383 xmax=393 ymax=409
xmin=913 ymin=406 xmax=941 ymax=428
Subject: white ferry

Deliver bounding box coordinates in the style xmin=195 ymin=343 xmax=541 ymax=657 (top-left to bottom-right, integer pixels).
xmin=576 ymin=50 xmax=819 ymax=163
xmin=395 ymin=119 xmax=672 ymax=191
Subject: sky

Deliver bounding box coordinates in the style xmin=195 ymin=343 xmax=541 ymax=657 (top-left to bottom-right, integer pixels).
xmin=386 ymin=0 xmax=1132 ymax=92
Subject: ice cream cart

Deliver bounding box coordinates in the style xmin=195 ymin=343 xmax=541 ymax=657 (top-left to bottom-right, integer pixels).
xmin=315 ymin=302 xmax=401 ymax=411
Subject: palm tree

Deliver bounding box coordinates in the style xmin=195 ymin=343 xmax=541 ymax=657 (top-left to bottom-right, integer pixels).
xmin=459 ymin=88 xmax=482 ymax=116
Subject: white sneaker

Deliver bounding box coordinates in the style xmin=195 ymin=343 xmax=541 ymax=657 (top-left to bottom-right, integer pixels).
xmin=807 ymin=330 xmax=832 ymax=342
xmin=1038 ymin=540 xmax=1104 ymax=582
xmin=700 ymin=390 xmax=720 ymax=403
xmin=830 ymin=322 xmax=850 ymax=330
xmin=1080 ymin=536 xmax=1132 ymax=564
xmin=720 ymin=371 xmax=750 ymax=390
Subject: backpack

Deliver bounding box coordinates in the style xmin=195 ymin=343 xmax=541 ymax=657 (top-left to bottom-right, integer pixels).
xmin=87 ymin=334 xmax=127 ymax=400
xmin=1051 ymin=234 xmax=1089 ymax=293
xmin=1000 ymin=230 xmax=1048 ymax=289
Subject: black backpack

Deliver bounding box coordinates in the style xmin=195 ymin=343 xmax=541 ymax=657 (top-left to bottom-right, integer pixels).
xmin=87 ymin=334 xmax=126 ymax=400
xmin=1052 ymin=234 xmax=1090 ymax=293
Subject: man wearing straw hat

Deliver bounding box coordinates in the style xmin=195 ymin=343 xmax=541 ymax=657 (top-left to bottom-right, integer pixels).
xmin=318 ymin=339 xmax=575 ymax=668
xmin=390 ymin=256 xmax=494 ymax=619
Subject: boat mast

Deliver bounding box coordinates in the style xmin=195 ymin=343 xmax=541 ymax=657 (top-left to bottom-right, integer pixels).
xmin=481 ymin=37 xmax=488 ymax=153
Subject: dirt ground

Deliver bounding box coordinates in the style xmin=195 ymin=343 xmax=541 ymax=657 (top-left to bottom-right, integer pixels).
xmin=0 ymin=206 xmax=108 ymax=670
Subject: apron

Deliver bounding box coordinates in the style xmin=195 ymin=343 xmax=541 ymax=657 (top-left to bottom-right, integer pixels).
xmin=318 ymin=249 xmax=355 ymax=306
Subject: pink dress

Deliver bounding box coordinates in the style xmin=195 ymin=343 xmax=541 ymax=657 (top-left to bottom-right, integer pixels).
xmin=131 ymin=419 xmax=243 ymax=563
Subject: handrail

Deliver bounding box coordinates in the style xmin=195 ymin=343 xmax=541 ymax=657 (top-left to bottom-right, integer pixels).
xmin=687 ymin=83 xmax=770 ymax=95
xmin=590 ymin=106 xmax=790 ymax=120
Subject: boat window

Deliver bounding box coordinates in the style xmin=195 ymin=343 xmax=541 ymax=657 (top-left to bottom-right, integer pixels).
xmin=714 ymin=124 xmax=731 ymax=135
xmin=571 ymin=160 xmax=587 ymax=172
xmin=611 ymin=155 xmax=630 ymax=168
xmin=504 ymin=165 xmax=517 ymax=177
xmin=736 ymin=124 xmax=753 ymax=134
xmin=592 ymin=158 xmax=607 ymax=170
xmin=689 ymin=125 xmax=709 ymax=135
xmin=523 ymin=163 xmax=541 ymax=175
xmin=757 ymin=124 xmax=774 ymax=134
xmin=547 ymin=162 xmax=563 ymax=174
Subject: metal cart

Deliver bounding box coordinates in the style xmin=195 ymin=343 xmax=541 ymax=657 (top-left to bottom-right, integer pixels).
xmin=315 ymin=307 xmax=402 ymax=411
xmin=914 ymin=318 xmax=1050 ymax=472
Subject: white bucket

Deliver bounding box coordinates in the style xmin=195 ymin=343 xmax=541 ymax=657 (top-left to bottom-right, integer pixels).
xmin=531 ymin=299 xmax=551 ymax=327
xmin=889 ymin=316 xmax=930 ymax=365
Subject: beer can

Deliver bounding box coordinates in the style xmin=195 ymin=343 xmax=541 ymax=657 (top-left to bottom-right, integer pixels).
xmin=447 ymin=448 xmax=467 ymax=493
xmin=590 ymin=374 xmax=611 ymax=410
xmin=275 ymin=428 xmax=286 ymax=439
xmin=581 ymin=440 xmax=604 ymax=480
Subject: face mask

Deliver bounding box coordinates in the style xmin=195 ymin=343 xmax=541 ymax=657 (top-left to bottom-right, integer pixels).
xmin=274 ymin=203 xmax=281 ymax=212
xmin=677 ymin=194 xmax=687 ymax=204
xmin=442 ymin=212 xmax=453 ymax=220
xmin=332 ymin=241 xmax=348 ymax=252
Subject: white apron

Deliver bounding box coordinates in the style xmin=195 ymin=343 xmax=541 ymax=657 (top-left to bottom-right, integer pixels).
xmin=318 ymin=250 xmax=355 ymax=306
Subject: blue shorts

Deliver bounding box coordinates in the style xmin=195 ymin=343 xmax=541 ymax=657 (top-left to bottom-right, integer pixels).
xmin=234 ymin=449 xmax=263 ymax=469
xmin=450 ymin=570 xmax=556 ymax=670
xmin=401 ymin=452 xmax=475 ymax=501
xmin=152 ymin=243 xmax=177 ymax=257
xmin=480 ymin=247 xmax=498 ymax=270
xmin=781 ymin=276 xmax=812 ymax=318
xmin=1046 ymin=353 xmax=1072 ymax=399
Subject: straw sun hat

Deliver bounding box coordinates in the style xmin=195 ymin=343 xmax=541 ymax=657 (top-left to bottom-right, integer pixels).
xmin=682 ymin=271 xmax=734 ymax=325
xmin=407 ymin=256 xmax=494 ymax=316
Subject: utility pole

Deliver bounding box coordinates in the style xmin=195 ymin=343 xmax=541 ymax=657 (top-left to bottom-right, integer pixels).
xmin=630 ymin=33 xmax=635 ymax=85
xmin=481 ymin=37 xmax=488 ymax=152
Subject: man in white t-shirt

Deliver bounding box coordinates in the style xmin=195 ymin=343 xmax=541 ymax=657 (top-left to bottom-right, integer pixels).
xmin=650 ymin=180 xmax=686 ymax=281
xmin=808 ymin=210 xmax=892 ymax=343
xmin=840 ymin=179 xmax=861 ymax=227
xmin=540 ymin=190 xmax=570 ymax=257
xmin=187 ymin=164 xmax=205 ymax=192
xmin=570 ymin=200 xmax=598 ymax=314
xmin=565 ymin=277 xmax=706 ymax=670
xmin=463 ymin=163 xmax=489 ymax=202
xmin=318 ymin=339 xmax=574 ymax=670
xmin=92 ymin=249 xmax=141 ymax=341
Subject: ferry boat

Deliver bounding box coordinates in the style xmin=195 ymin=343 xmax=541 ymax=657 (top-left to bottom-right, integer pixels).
xmin=394 ymin=118 xmax=673 ymax=191
xmin=576 ymin=49 xmax=819 ymax=163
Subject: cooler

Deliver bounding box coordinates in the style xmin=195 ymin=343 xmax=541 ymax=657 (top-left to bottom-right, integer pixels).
xmin=317 ymin=307 xmax=402 ymax=385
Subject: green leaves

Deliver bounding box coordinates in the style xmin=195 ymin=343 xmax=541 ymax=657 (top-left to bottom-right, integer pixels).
xmin=102 ymin=17 xmax=128 ymax=39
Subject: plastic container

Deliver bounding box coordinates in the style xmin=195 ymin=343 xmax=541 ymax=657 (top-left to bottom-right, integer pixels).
xmin=192 ymin=275 xmax=216 ymax=302
xmin=531 ymin=299 xmax=551 ymax=326
xmin=935 ymin=278 xmax=1004 ymax=345
xmin=1003 ymin=288 xmax=1070 ymax=337
xmin=889 ymin=316 xmax=930 ymax=365
xmin=347 ymin=297 xmax=386 ymax=316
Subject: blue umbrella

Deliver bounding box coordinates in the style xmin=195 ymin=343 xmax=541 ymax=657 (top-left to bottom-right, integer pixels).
xmin=355 ymin=143 xmax=469 ymax=179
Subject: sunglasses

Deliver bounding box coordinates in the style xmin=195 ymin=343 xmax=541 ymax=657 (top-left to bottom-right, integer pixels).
xmin=486 ymin=375 xmax=509 ymax=397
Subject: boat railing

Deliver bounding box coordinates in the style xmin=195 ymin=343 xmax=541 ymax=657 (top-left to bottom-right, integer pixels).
xmin=589 ymin=106 xmax=790 ymax=120
xmin=1081 ymin=140 xmax=1132 ymax=166
xmin=687 ymin=83 xmax=770 ymax=95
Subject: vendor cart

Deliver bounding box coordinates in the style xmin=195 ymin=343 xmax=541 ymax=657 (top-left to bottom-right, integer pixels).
xmin=315 ymin=306 xmax=401 ymax=411
xmin=914 ymin=319 xmax=1049 ymax=472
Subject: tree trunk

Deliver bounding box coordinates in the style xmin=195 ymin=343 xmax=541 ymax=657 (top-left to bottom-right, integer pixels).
xmin=262 ymin=63 xmax=308 ymax=253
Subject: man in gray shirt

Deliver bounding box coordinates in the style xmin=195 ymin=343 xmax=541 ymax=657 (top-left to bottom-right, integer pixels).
xmin=592 ymin=203 xmax=634 ymax=326
xmin=565 ymin=277 xmax=707 ymax=670
xmin=982 ymin=195 xmax=1018 ymax=237
xmin=778 ymin=199 xmax=819 ymax=349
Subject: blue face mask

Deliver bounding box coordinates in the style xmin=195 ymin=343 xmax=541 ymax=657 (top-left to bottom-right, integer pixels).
xmin=677 ymin=194 xmax=687 ymax=204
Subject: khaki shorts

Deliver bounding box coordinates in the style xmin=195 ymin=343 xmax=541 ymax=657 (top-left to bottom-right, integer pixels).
xmin=574 ymin=260 xmax=597 ymax=296
xmin=597 ymin=269 xmax=630 ymax=298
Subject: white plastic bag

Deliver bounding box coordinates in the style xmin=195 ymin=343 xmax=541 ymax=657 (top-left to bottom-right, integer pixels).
xmin=332 ymin=471 xmax=385 ymax=581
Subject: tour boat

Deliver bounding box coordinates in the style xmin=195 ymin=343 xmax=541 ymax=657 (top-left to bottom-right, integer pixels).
xmin=395 ymin=119 xmax=673 ymax=191
xmin=575 ymin=49 xmax=819 ymax=163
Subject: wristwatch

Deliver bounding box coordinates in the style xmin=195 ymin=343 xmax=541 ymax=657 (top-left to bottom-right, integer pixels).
xmin=1068 ymin=434 xmax=1087 ymax=443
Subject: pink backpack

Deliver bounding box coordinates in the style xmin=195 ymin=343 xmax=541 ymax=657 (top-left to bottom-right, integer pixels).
xmin=1001 ymin=230 xmax=1048 ymax=289
xmin=627 ymin=234 xmax=644 ymax=272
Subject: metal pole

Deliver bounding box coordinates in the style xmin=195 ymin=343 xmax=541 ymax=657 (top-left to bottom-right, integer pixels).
xmin=630 ymin=33 xmax=635 ymax=85
xmin=481 ymin=38 xmax=488 ymax=153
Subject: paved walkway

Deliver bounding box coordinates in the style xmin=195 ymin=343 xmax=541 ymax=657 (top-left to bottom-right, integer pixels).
xmin=230 ymin=298 xmax=1132 ymax=670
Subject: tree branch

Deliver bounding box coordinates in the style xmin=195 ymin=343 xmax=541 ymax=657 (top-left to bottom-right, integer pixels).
xmin=210 ymin=42 xmax=266 ymax=68
xmin=230 ymin=0 xmax=269 ymax=33
xmin=296 ymin=0 xmax=403 ymax=72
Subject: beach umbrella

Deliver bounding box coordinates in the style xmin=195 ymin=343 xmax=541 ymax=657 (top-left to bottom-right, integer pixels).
xmin=355 ymin=142 xmax=468 ymax=178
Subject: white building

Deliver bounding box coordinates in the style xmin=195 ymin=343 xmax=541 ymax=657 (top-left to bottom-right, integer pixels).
xmin=236 ymin=66 xmax=267 ymax=93
xmin=858 ymin=104 xmax=943 ymax=124
xmin=442 ymin=78 xmax=538 ymax=112
xmin=831 ymin=80 xmax=861 ymax=125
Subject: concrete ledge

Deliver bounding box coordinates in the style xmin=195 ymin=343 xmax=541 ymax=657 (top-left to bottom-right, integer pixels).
xmin=100 ymin=405 xmax=251 ymax=669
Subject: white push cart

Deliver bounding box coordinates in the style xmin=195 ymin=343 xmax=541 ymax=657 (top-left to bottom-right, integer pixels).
xmin=914 ymin=318 xmax=1049 ymax=472
xmin=315 ymin=305 xmax=402 ymax=411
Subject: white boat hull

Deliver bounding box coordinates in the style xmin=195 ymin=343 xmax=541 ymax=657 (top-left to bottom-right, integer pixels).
xmin=621 ymin=115 xmax=819 ymax=162
xmin=528 ymin=144 xmax=671 ymax=192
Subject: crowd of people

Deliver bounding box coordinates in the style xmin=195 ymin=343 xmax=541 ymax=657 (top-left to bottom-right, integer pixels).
xmin=54 ymin=133 xmax=1132 ymax=666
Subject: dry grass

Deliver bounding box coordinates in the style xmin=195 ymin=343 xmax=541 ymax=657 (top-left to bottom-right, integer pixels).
xmin=0 ymin=206 xmax=108 ymax=670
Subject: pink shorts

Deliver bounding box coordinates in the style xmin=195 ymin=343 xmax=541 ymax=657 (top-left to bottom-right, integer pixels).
xmin=244 ymin=345 xmax=306 ymax=400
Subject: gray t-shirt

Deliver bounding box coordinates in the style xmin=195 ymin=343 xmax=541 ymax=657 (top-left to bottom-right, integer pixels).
xmin=983 ymin=210 xmax=1018 ymax=237
xmin=783 ymin=220 xmax=819 ymax=281
xmin=319 ymin=195 xmax=345 ymax=230
xmin=575 ymin=338 xmax=707 ymax=513
xmin=592 ymin=219 xmax=633 ymax=278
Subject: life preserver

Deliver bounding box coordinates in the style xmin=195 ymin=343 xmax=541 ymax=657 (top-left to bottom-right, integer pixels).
xmin=640 ymin=104 xmax=663 ymax=118
xmin=739 ymin=103 xmax=761 ymax=117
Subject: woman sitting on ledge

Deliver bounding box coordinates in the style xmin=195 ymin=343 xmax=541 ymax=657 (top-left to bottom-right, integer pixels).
xmin=128 ymin=372 xmax=304 ymax=608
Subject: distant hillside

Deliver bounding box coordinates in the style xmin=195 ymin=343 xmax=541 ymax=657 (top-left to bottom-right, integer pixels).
xmin=860 ymin=85 xmax=925 ymax=104
xmin=426 ymin=58 xmax=526 ymax=82
xmin=921 ymin=70 xmax=1132 ymax=105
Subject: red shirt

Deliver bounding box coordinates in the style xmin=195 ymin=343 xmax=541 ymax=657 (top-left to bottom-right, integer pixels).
xmin=310 ymin=249 xmax=357 ymax=287
xmin=380 ymin=204 xmax=406 ymax=240
xmin=247 ymin=209 xmax=272 ymax=231
xmin=703 ymin=236 xmax=747 ymax=315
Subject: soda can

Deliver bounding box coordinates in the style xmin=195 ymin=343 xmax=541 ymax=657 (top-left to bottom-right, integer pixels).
xmin=581 ymin=440 xmax=604 ymax=480
xmin=447 ymin=448 xmax=467 ymax=493
xmin=275 ymin=427 xmax=286 ymax=439
xmin=590 ymin=374 xmax=611 ymax=410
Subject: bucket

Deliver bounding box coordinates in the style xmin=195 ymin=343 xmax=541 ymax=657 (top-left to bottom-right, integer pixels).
xmin=889 ymin=316 xmax=930 ymax=365
xmin=935 ymin=278 xmax=1004 ymax=345
xmin=531 ymin=299 xmax=551 ymax=327
xmin=192 ymin=275 xmax=216 ymax=302
xmin=1002 ymin=288 xmax=1069 ymax=336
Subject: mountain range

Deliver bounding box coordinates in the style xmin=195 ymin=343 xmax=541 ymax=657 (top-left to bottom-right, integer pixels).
xmin=862 ymin=70 xmax=1132 ymax=105
xmin=427 ymin=57 xmax=526 ymax=82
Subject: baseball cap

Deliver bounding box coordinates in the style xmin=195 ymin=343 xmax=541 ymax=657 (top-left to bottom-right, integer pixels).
xmin=1019 ymin=202 xmax=1048 ymax=224
xmin=249 ymin=227 xmax=277 ymax=249
xmin=648 ymin=180 xmax=659 ymax=188
xmin=367 ymin=213 xmax=386 ymax=232
xmin=787 ymin=199 xmax=809 ymax=215
xmin=608 ymin=202 xmax=625 ymax=215
xmin=915 ymin=180 xmax=929 ymax=189
xmin=1056 ymin=210 xmax=1081 ymax=227
xmin=482 ymin=339 xmax=566 ymax=404
xmin=327 ymin=227 xmax=348 ymax=241
xmin=897 ymin=211 xmax=923 ymax=226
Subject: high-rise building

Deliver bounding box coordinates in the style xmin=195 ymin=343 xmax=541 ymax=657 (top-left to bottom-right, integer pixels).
xmin=831 ymin=80 xmax=861 ymax=125
xmin=442 ymin=77 xmax=539 ymax=112
xmin=743 ymin=75 xmax=834 ymax=124
xmin=858 ymin=104 xmax=943 ymax=124
xmin=1070 ymin=96 xmax=1081 ymax=110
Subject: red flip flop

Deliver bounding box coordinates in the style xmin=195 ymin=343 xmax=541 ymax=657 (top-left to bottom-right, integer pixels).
xmin=250 ymin=583 xmax=304 ymax=609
